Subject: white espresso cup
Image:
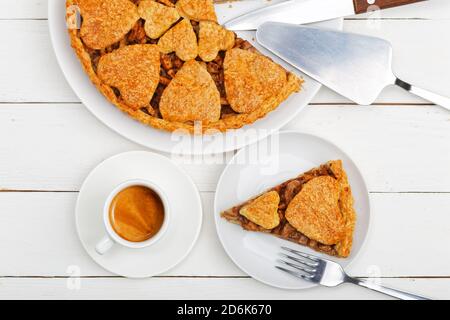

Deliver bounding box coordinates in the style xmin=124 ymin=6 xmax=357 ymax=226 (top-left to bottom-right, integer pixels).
xmin=95 ymin=179 xmax=171 ymax=255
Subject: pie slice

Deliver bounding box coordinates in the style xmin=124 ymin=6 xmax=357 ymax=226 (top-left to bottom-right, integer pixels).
xmin=221 ymin=160 xmax=357 ymax=258
xmin=67 ymin=0 xmax=303 ymax=133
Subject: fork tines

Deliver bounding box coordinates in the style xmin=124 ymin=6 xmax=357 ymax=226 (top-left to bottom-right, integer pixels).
xmin=276 ymin=246 xmax=321 ymax=281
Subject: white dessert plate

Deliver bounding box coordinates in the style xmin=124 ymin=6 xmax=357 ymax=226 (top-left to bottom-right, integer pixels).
xmin=214 ymin=131 xmax=371 ymax=289
xmin=75 ymin=151 xmax=202 ymax=278
xmin=48 ymin=0 xmax=342 ymax=155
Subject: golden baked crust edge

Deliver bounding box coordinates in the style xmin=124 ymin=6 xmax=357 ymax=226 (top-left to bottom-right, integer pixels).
xmin=328 ymin=160 xmax=357 ymax=258
xmin=66 ymin=0 xmax=303 ymax=134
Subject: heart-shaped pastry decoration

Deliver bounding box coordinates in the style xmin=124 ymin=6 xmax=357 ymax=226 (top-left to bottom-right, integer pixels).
xmin=198 ymin=21 xmax=235 ymax=62
xmin=239 ymin=191 xmax=280 ymax=230
xmin=97 ymin=44 xmax=160 ymax=109
xmin=224 ymin=48 xmax=288 ymax=114
xmin=160 ymin=60 xmax=221 ymax=124
xmin=285 ymin=176 xmax=346 ymax=245
xmin=76 ymin=0 xmax=139 ymax=49
xmin=138 ymin=0 xmax=180 ymax=39
xmin=158 ymin=18 xmax=198 ymax=61
xmin=176 ymin=0 xmax=217 ymax=22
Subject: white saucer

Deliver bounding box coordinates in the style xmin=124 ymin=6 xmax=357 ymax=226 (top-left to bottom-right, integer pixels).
xmin=75 ymin=151 xmax=202 ymax=278
xmin=214 ymin=131 xmax=371 ymax=289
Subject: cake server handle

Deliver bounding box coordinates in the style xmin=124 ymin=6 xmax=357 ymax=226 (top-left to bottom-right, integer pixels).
xmin=395 ymin=78 xmax=450 ymax=112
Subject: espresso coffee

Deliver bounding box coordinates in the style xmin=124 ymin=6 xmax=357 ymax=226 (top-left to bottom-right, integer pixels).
xmin=109 ymin=185 xmax=165 ymax=242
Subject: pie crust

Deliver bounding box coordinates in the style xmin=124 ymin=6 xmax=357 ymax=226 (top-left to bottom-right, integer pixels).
xmin=221 ymin=160 xmax=357 ymax=258
xmin=138 ymin=0 xmax=180 ymax=39
xmin=67 ymin=0 xmax=302 ymax=133
xmin=97 ymin=44 xmax=160 ymax=109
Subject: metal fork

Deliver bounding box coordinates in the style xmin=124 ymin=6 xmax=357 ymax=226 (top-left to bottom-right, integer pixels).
xmin=277 ymin=247 xmax=430 ymax=300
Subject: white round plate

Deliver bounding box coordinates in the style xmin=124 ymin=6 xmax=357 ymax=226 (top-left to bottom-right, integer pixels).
xmin=48 ymin=0 xmax=343 ymax=155
xmin=214 ymin=131 xmax=371 ymax=289
xmin=75 ymin=151 xmax=202 ymax=278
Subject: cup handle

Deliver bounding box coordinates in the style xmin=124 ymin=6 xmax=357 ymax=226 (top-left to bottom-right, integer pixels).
xmin=95 ymin=236 xmax=114 ymax=255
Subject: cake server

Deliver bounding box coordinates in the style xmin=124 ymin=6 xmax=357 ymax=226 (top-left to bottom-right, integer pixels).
xmin=256 ymin=22 xmax=450 ymax=110
xmin=224 ymin=0 xmax=426 ymax=31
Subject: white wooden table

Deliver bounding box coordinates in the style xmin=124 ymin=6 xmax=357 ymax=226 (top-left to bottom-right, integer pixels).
xmin=0 ymin=0 xmax=449 ymax=300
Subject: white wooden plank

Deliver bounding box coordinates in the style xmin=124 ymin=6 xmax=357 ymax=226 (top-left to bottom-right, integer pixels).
xmin=0 ymin=192 xmax=239 ymax=277
xmin=0 ymin=0 xmax=47 ymax=20
xmin=1 ymin=19 xmax=450 ymax=104
xmin=286 ymin=104 xmax=450 ymax=193
xmin=0 ymin=20 xmax=78 ymax=102
xmin=0 ymin=104 xmax=449 ymax=193
xmin=2 ymin=0 xmax=449 ymax=20
xmin=0 ymin=104 xmax=226 ymax=192
xmin=0 ymin=277 xmax=442 ymax=300
xmin=0 ymin=192 xmax=449 ymax=277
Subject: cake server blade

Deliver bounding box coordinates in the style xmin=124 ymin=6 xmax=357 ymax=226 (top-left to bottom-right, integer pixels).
xmin=256 ymin=22 xmax=450 ymax=109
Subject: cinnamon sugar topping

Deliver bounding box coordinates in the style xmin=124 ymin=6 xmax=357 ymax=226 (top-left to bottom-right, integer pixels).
xmin=158 ymin=18 xmax=198 ymax=61
xmin=159 ymin=60 xmax=221 ymax=123
xmin=224 ymin=48 xmax=289 ymax=113
xmin=286 ymin=176 xmax=345 ymax=245
xmin=176 ymin=0 xmax=217 ymax=22
xmin=198 ymin=21 xmax=235 ymax=62
xmin=138 ymin=0 xmax=180 ymax=39
xmin=97 ymin=44 xmax=160 ymax=109
xmin=76 ymin=0 xmax=139 ymax=49
xmin=240 ymin=191 xmax=281 ymax=230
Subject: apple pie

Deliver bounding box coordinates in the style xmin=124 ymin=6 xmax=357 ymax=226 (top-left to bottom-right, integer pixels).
xmin=221 ymin=160 xmax=357 ymax=258
xmin=66 ymin=0 xmax=302 ymax=133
